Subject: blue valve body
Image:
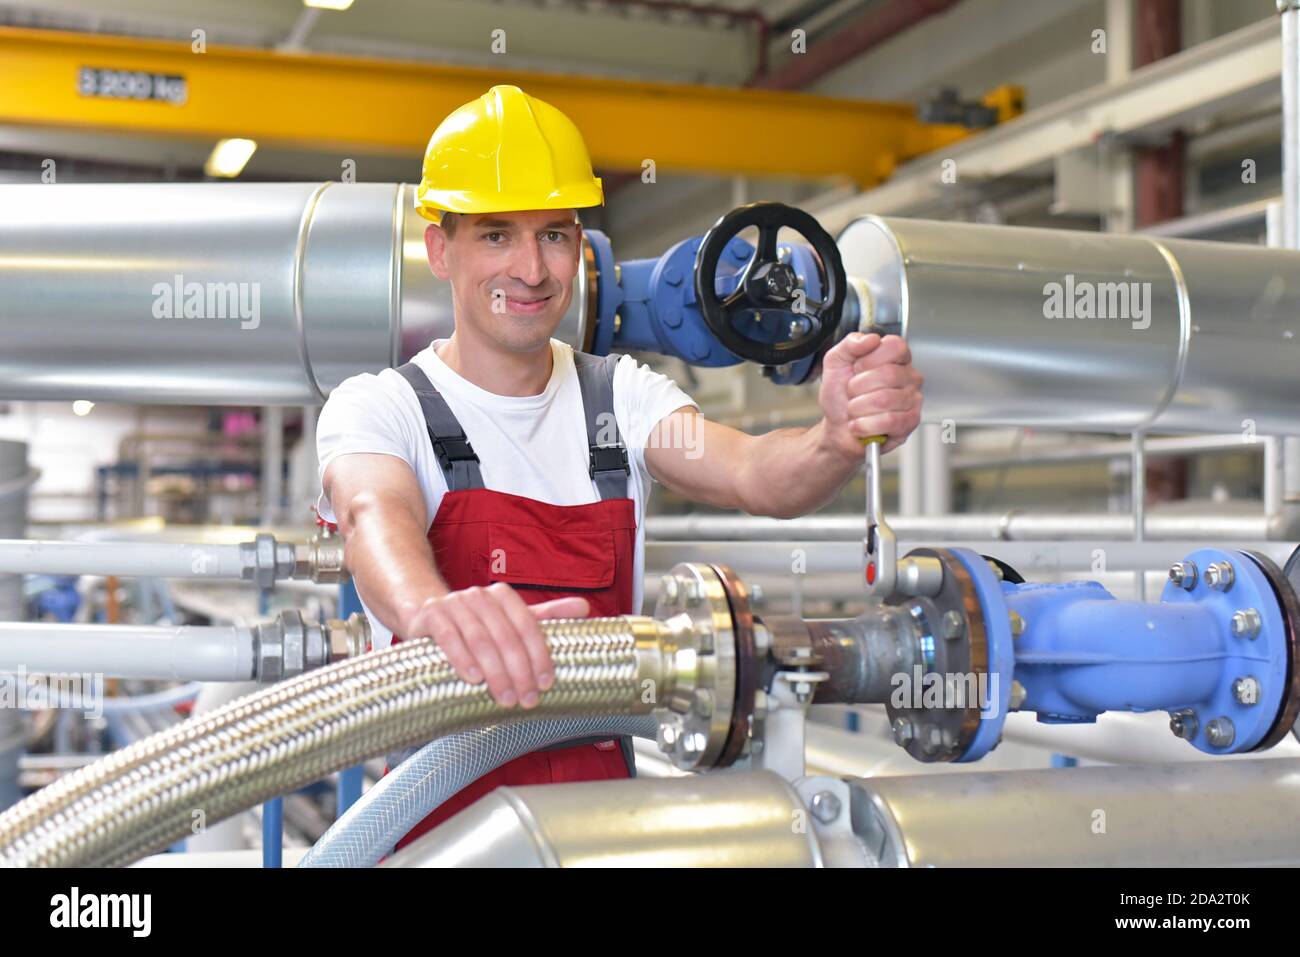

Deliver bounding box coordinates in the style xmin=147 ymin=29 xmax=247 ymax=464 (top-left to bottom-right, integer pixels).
xmin=950 ymin=547 xmax=1291 ymax=756
xmin=585 ymin=228 xmax=823 ymax=383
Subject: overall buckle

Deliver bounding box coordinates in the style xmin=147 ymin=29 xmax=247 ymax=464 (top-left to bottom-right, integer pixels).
xmin=589 ymin=444 xmax=630 ymax=479
xmin=433 ymin=435 xmax=479 ymax=473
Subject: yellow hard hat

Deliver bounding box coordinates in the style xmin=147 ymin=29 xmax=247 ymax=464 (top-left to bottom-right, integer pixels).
xmin=415 ymin=84 xmax=604 ymax=225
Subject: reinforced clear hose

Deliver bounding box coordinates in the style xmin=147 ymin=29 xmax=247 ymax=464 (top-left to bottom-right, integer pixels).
xmin=299 ymin=715 xmax=659 ymax=868
xmin=0 ymin=617 xmax=664 ymax=867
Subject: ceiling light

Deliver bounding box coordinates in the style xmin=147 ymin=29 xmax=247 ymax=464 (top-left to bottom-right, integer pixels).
xmin=204 ymin=138 xmax=258 ymax=178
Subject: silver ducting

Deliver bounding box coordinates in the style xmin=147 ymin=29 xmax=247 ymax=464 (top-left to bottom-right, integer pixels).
xmin=853 ymin=758 xmax=1300 ymax=866
xmin=382 ymin=770 xmax=821 ymax=868
xmin=840 ymin=216 xmax=1300 ymax=435
xmin=0 ymin=183 xmax=591 ymax=405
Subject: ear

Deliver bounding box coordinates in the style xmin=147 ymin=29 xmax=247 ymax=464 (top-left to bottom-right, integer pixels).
xmin=424 ymin=223 xmax=451 ymax=280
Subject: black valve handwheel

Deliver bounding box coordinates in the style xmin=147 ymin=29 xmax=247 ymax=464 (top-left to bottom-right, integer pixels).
xmin=693 ymin=201 xmax=847 ymax=367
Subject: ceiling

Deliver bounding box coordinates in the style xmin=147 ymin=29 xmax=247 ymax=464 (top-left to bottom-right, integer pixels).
xmin=0 ymin=0 xmax=874 ymax=181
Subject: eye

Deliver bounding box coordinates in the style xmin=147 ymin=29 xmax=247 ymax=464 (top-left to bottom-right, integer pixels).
xmin=482 ymin=231 xmax=506 ymax=243
xmin=543 ymin=230 xmax=566 ymax=243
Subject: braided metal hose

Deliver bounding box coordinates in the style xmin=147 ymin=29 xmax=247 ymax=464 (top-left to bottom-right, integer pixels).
xmin=0 ymin=616 xmax=677 ymax=867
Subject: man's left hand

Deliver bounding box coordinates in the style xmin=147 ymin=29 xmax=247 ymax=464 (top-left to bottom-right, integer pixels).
xmin=817 ymin=332 xmax=924 ymax=460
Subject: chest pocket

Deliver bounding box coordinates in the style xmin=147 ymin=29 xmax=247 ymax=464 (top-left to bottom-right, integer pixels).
xmin=478 ymin=523 xmax=615 ymax=590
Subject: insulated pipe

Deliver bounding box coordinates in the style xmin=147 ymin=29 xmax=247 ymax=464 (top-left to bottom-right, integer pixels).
xmin=0 ymin=618 xmax=678 ymax=867
xmin=0 ymin=183 xmax=591 ymax=405
xmin=838 ymin=216 xmax=1300 ymax=435
xmin=0 ymin=622 xmax=256 ymax=681
xmin=383 ymin=770 xmax=821 ymax=868
xmin=854 ymin=758 xmax=1300 ymax=866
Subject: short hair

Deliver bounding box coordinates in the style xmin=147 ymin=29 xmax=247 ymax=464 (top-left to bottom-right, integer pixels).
xmin=439 ymin=211 xmax=459 ymax=237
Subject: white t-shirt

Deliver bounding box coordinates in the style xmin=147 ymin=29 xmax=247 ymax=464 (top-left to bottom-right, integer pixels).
xmin=316 ymin=338 xmax=698 ymax=647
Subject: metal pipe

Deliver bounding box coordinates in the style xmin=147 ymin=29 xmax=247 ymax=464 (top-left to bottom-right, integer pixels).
xmin=921 ymin=423 xmax=951 ymax=514
xmin=853 ymin=758 xmax=1300 ymax=866
xmin=645 ymin=512 xmax=1274 ymax=541
xmin=0 ymin=539 xmax=248 ymax=578
xmin=0 ymin=621 xmax=256 ymax=681
xmin=898 ymin=431 xmax=922 ymax=516
xmin=382 ymin=770 xmax=820 ymax=868
xmin=0 ymin=535 xmax=343 ymax=585
xmin=951 ymin=432 xmax=1261 ymax=469
xmin=643 ymin=542 xmax=1296 ymax=597
xmin=260 ymin=407 xmax=284 ymax=529
xmin=0 ymin=183 xmax=590 ymax=405
xmin=1283 ymin=0 xmax=1300 ymax=250
xmin=839 ymin=216 xmax=1300 ymax=435
xmin=800 ymin=613 xmax=918 ymax=705
xmin=0 ymin=441 xmax=30 ymax=811
xmin=1139 ymin=196 xmax=1276 ymax=238
xmin=1132 ymin=431 xmax=1146 ymax=599
xmin=185 ymin=681 xmax=260 ymax=854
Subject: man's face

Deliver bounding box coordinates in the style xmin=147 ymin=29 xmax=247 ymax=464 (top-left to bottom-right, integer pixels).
xmin=424 ymin=209 xmax=581 ymax=354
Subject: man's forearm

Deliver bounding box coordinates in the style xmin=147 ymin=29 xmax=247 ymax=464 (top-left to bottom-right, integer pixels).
xmin=734 ymin=418 xmax=861 ymax=519
xmin=338 ymin=494 xmax=450 ymax=637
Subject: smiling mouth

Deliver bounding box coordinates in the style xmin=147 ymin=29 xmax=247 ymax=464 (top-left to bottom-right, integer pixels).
xmin=506 ymin=295 xmax=553 ymax=314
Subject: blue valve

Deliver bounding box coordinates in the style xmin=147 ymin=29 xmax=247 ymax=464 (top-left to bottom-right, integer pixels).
xmin=942 ymin=547 xmax=1297 ymax=758
xmin=584 ymin=202 xmax=845 ymax=385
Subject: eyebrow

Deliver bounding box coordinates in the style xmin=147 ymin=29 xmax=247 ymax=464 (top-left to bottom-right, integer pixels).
xmin=472 ymin=218 xmax=577 ymax=230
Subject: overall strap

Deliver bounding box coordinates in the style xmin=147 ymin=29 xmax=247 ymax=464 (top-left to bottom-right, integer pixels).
xmin=573 ymin=351 xmax=630 ymax=501
xmin=395 ymin=362 xmax=484 ymax=492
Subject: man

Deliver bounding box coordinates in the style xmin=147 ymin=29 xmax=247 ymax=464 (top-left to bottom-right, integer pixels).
xmin=316 ymin=85 xmax=923 ymax=848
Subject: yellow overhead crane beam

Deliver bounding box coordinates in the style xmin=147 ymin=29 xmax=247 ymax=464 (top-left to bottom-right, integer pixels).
xmin=0 ymin=26 xmax=978 ymax=186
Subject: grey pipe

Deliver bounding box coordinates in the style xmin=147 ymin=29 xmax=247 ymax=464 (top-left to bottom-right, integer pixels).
xmin=300 ymin=715 xmax=659 ymax=868
xmin=645 ymin=512 xmax=1275 ymax=541
xmin=383 ymin=770 xmax=821 ymax=868
xmin=839 ymin=216 xmax=1300 ymax=435
xmin=853 ymin=758 xmax=1300 ymax=866
xmin=0 ymin=622 xmax=256 ymax=682
xmin=0 ymin=539 xmax=252 ymax=579
xmin=0 ymin=183 xmax=590 ymax=405
xmin=0 ymin=441 xmax=29 ymax=811
xmin=0 ymin=535 xmax=337 ymax=586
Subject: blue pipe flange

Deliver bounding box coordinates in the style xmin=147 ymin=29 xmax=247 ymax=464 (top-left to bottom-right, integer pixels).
xmin=1159 ymin=549 xmax=1294 ymax=753
xmin=951 ymin=547 xmax=1015 ymax=762
xmin=1220 ymin=550 xmax=1300 ymax=751
xmin=883 ymin=547 xmax=1014 ymax=763
xmin=583 ymin=229 xmax=621 ymax=358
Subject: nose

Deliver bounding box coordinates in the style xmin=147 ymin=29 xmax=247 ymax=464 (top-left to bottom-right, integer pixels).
xmin=508 ymin=234 xmax=548 ymax=288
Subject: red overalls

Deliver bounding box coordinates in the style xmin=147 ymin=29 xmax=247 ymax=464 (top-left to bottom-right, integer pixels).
xmin=385 ymin=350 xmax=637 ymax=851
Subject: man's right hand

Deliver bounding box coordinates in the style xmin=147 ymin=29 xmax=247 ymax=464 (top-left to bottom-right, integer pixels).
xmin=399 ymin=583 xmax=588 ymax=709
